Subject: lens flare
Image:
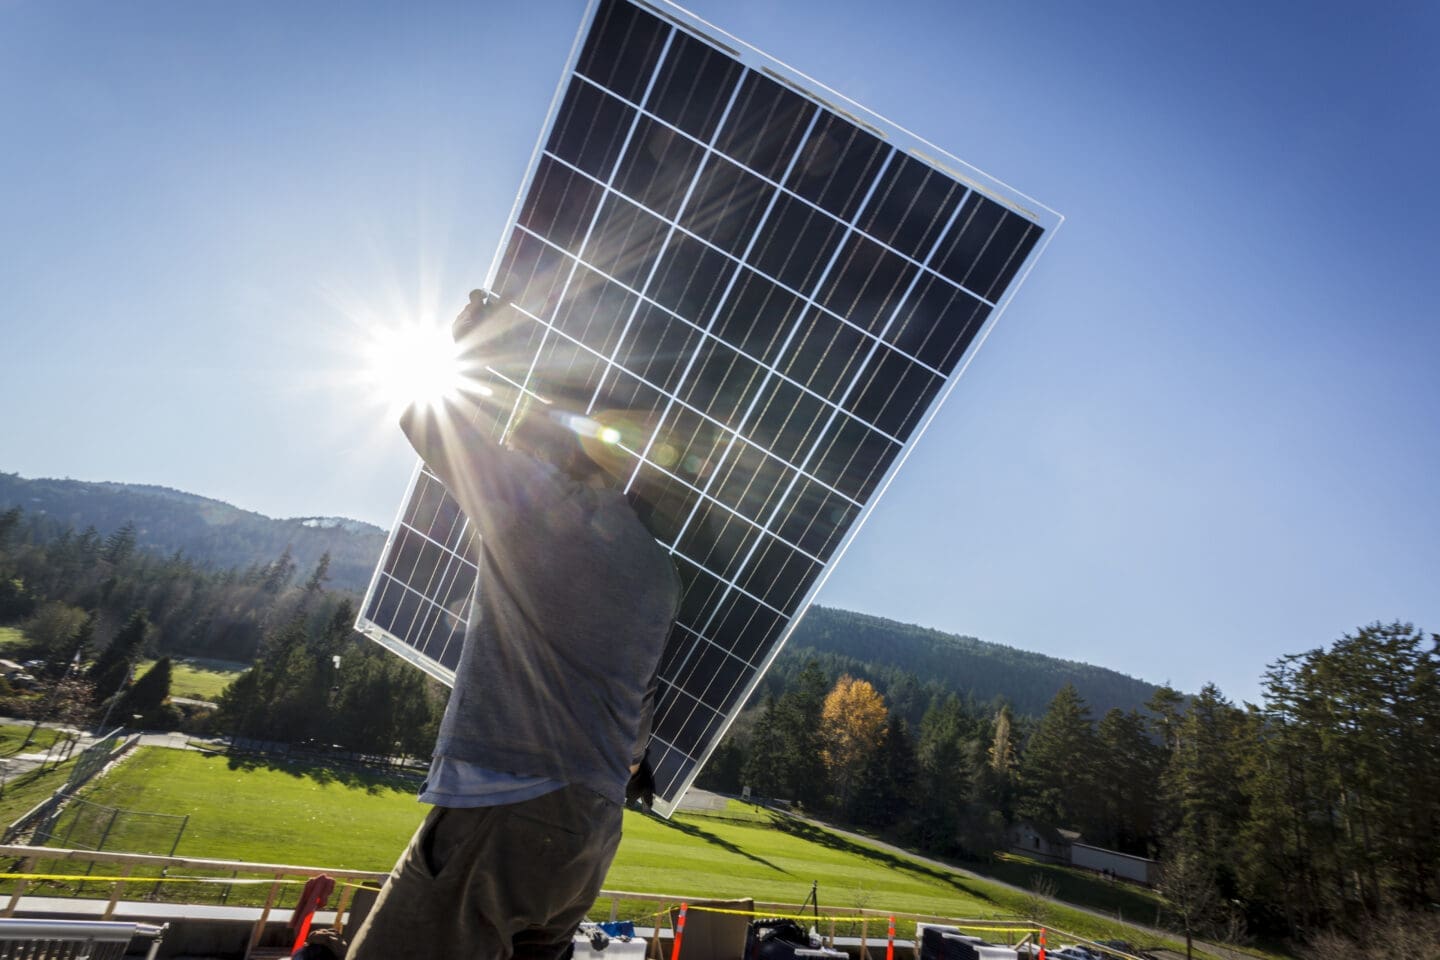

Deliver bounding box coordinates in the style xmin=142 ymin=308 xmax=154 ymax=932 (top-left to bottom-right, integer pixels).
xmin=362 ymin=321 xmax=462 ymax=413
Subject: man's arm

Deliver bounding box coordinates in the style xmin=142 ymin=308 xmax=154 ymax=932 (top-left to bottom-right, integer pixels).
xmin=397 ymin=293 xmax=558 ymax=543
xmin=624 ymin=660 xmax=663 ymax=808
xmin=400 ymin=394 xmax=571 ymax=555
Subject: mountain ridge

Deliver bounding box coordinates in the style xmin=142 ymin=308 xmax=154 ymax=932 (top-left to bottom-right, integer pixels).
xmin=1 ymin=470 xmax=1169 ymax=716
xmin=0 ymin=472 xmax=386 ymax=592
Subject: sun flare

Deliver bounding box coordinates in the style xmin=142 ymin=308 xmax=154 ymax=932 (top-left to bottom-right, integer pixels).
xmin=361 ymin=320 xmax=463 ymax=414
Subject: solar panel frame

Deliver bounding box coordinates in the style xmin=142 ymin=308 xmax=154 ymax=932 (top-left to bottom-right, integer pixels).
xmin=356 ymin=0 xmax=1061 ymax=817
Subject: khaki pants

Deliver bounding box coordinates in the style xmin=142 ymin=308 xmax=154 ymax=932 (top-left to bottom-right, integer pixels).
xmin=348 ymin=785 xmax=622 ymax=960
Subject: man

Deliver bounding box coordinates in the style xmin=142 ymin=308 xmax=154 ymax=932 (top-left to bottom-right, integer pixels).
xmin=348 ymin=293 xmax=679 ymax=960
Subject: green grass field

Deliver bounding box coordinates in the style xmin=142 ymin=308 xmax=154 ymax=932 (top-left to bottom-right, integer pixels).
xmin=38 ymin=746 xmax=1234 ymax=955
xmin=135 ymin=657 xmax=247 ymax=702
xmin=0 ymin=724 xmax=75 ymax=826
xmin=0 ymin=626 xmax=25 ymax=652
xmin=0 ymin=723 xmax=63 ymax=757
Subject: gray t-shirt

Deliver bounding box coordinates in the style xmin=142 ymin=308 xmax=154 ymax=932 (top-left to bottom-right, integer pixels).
xmin=401 ymin=402 xmax=679 ymax=806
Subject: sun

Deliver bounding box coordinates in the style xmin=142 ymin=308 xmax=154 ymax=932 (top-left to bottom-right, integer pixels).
xmin=360 ymin=318 xmax=463 ymax=415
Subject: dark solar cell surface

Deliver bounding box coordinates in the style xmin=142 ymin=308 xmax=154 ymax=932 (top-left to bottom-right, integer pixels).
xmin=357 ymin=0 xmax=1051 ymax=815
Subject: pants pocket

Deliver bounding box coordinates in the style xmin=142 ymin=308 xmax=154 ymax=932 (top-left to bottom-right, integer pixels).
xmin=416 ymin=807 xmax=454 ymax=879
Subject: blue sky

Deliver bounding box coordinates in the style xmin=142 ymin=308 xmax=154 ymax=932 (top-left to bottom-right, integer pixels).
xmin=2 ymin=0 xmax=1436 ymax=706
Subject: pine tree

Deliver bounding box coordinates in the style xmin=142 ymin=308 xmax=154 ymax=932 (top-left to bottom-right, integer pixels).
xmin=1094 ymin=707 xmax=1161 ymax=854
xmin=0 ymin=506 xmax=20 ymax=549
xmin=1160 ymin=683 xmax=1248 ymax=908
xmin=851 ymin=713 xmax=917 ymax=830
xmin=913 ymin=694 xmax=973 ymax=853
xmin=303 ymin=552 xmax=331 ymax=597
xmin=778 ymin=660 xmax=830 ymax=808
xmin=1016 ymin=683 xmax=1098 ymax=830
xmin=101 ymin=522 xmax=137 ymax=566
xmin=89 ymin=609 xmax=148 ymax=702
xmin=114 ymin=657 xmax=172 ymax=725
xmin=741 ymin=692 xmax=787 ymax=799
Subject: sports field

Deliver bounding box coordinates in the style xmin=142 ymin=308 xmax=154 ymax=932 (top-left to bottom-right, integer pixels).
xmin=38 ymin=746 xmax=1214 ymax=953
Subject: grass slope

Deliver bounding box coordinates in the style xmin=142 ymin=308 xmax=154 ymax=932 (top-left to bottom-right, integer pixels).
xmin=72 ymin=748 xmax=424 ymax=872
xmin=0 ymin=723 xmax=62 ymax=757
xmin=0 ymin=724 xmax=75 ymax=826
xmin=53 ymin=748 xmax=1231 ymax=955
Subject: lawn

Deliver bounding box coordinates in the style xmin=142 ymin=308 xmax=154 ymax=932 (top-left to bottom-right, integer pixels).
xmin=40 ymin=747 xmax=1237 ymax=956
xmin=0 ymin=626 xmax=25 ymax=652
xmin=65 ymin=748 xmax=423 ymax=873
xmin=976 ymin=852 xmax=1167 ymax=928
xmin=136 ymin=657 xmax=247 ymax=702
xmin=0 ymin=731 xmax=76 ymax=827
xmin=0 ymin=722 xmax=63 ymax=757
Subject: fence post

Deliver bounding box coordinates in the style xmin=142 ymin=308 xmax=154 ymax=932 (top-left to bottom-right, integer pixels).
xmin=331 ymin=882 xmax=356 ymax=934
xmin=2 ymin=856 xmax=33 ymax=917
xmin=103 ymin=861 xmax=135 ymax=919
xmin=248 ymin=871 xmax=286 ymax=958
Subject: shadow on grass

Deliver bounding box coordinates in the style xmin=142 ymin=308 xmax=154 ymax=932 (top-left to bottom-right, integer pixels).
xmin=773 ymin=817 xmax=998 ymax=904
xmin=989 ymin=853 xmax=1164 ymax=922
xmin=655 ymin=815 xmax=788 ymax=875
xmin=222 ymin=752 xmax=420 ymax=796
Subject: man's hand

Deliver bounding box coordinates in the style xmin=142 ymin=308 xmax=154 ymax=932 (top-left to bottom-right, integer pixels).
xmin=452 ymin=289 xmax=504 ymax=386
xmin=625 ymin=753 xmax=655 ymax=811
xmin=452 ymin=289 xmax=496 ymax=344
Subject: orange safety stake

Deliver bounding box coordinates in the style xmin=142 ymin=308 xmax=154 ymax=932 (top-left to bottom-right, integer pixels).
xmin=671 ymin=902 xmax=688 ymax=960
xmin=1038 ymin=927 xmax=1047 ymax=960
xmin=886 ymin=915 xmax=896 ymax=960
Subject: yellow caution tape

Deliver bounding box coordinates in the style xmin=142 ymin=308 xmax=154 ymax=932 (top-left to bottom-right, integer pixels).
xmin=0 ymin=872 xmax=379 ymax=890
xmin=659 ymin=904 xmax=1036 ymax=933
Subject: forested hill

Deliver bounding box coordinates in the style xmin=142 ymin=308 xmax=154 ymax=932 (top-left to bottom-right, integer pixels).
xmin=1 ymin=471 xmax=1164 ymax=716
xmin=0 ymin=473 xmax=386 ymax=592
xmin=782 ymin=606 xmax=1166 ymax=718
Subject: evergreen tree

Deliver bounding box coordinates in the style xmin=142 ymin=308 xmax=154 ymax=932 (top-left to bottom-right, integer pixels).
xmin=1160 ymin=683 xmax=1248 ymax=909
xmin=114 ymin=657 xmax=172 ymax=725
xmin=1238 ymin=623 xmax=1440 ymax=929
xmin=0 ymin=506 xmax=20 ymax=550
xmin=261 ymin=546 xmax=297 ymax=595
xmin=913 ymin=694 xmax=973 ymax=854
xmin=90 ymin=609 xmax=148 ymax=702
xmin=741 ymin=692 xmax=787 ymax=798
xmin=303 ymin=552 xmax=331 ymax=598
xmin=1093 ymin=707 xmax=1161 ymax=854
xmin=851 ymin=712 xmax=917 ymax=831
xmin=1016 ymin=683 xmax=1098 ymax=830
xmin=102 ymin=522 xmax=137 ymax=566
xmin=778 ymin=660 xmax=829 ymax=808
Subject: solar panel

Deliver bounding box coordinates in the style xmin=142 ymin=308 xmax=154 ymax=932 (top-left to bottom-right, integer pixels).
xmin=356 ymin=0 xmax=1060 ymax=816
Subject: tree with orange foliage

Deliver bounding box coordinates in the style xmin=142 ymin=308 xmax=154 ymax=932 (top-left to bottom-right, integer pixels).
xmin=820 ymin=674 xmax=888 ymax=810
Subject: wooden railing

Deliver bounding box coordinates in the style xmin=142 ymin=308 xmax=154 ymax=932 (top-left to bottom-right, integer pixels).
xmin=0 ymin=844 xmax=1144 ymax=960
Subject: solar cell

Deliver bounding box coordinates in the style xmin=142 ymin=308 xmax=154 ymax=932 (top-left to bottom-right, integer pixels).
xmin=357 ymin=0 xmax=1059 ymax=815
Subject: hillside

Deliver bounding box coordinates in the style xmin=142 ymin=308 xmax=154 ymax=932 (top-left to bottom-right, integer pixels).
xmin=0 ymin=472 xmax=386 ymax=593
xmin=0 ymin=471 xmax=1168 ymax=716
xmin=780 ymin=607 xmax=1166 ymax=718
